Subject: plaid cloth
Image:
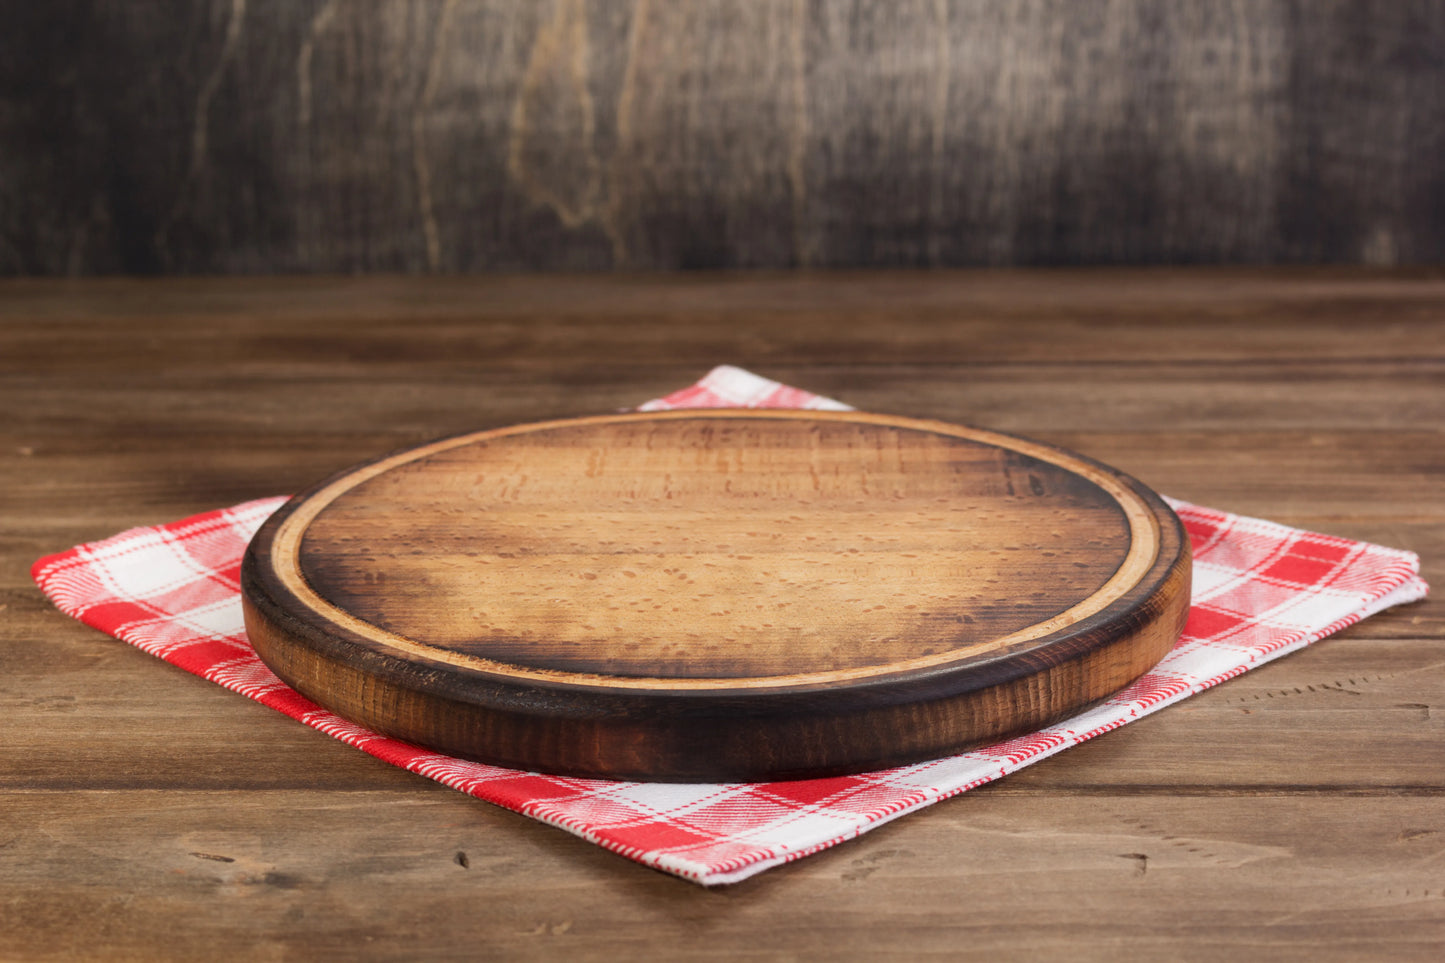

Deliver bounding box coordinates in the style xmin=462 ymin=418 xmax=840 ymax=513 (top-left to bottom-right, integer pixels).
xmin=32 ymin=366 xmax=1428 ymax=886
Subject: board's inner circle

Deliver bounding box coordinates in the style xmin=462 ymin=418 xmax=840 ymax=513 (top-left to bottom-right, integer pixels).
xmin=293 ymin=416 xmax=1138 ymax=683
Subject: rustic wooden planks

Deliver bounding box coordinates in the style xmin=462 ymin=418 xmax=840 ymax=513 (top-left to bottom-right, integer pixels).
xmin=2 ymin=790 xmax=1441 ymax=959
xmin=1 ymin=271 xmax=1441 ymax=958
xmin=3 ymin=3 xmax=1445 ymax=274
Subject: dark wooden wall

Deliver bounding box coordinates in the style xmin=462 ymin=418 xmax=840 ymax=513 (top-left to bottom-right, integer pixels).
xmin=3 ymin=0 xmax=1443 ymax=274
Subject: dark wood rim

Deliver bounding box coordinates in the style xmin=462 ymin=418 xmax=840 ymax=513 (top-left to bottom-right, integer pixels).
xmin=241 ymin=410 xmax=1191 ymax=781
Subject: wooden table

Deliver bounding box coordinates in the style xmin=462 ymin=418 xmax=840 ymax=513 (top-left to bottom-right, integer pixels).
xmin=4 ymin=270 xmax=1442 ymax=960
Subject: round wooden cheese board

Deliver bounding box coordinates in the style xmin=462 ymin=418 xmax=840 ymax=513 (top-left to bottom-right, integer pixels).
xmin=241 ymin=409 xmax=1190 ymax=782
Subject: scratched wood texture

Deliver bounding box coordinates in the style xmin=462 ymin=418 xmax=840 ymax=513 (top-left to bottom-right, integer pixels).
xmin=3 ymin=1 xmax=1445 ymax=275
xmin=2 ymin=271 xmax=1443 ymax=960
xmin=2 ymin=267 xmax=1445 ymax=954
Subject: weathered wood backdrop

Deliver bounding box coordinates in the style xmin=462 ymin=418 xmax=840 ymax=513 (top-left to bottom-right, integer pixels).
xmin=3 ymin=0 xmax=1443 ymax=274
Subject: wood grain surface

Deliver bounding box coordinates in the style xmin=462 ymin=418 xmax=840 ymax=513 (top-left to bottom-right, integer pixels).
xmin=243 ymin=410 xmax=1188 ymax=779
xmin=3 ymin=270 xmax=1442 ymax=959
xmin=4 ymin=1 xmax=1444 ymax=274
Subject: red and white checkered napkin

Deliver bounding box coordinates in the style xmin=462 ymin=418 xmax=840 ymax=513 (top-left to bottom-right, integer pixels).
xmin=33 ymin=366 xmax=1428 ymax=885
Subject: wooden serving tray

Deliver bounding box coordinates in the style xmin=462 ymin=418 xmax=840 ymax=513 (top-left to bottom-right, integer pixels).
xmin=242 ymin=410 xmax=1190 ymax=782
